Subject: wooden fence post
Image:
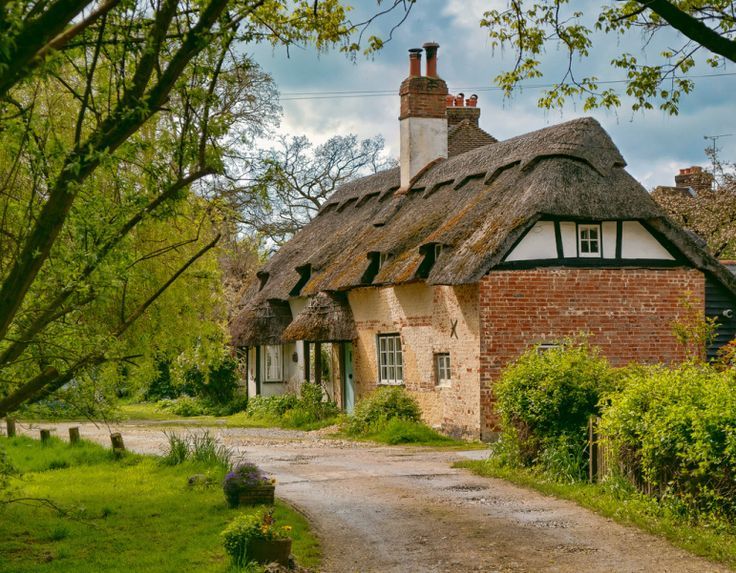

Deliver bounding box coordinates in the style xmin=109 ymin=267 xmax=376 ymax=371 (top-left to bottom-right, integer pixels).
xmin=110 ymin=432 xmax=125 ymax=456
xmin=40 ymin=429 xmax=51 ymax=443
xmin=588 ymin=416 xmax=607 ymax=483
xmin=5 ymin=418 xmax=16 ymax=438
xmin=69 ymin=427 xmax=80 ymax=445
xmin=588 ymin=416 xmax=598 ymax=483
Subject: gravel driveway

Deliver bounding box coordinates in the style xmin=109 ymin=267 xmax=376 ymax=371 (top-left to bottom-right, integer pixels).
xmin=17 ymin=421 xmax=731 ymax=573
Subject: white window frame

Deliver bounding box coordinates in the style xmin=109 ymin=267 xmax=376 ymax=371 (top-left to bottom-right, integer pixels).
xmin=262 ymin=344 xmax=283 ymax=382
xmin=578 ymin=224 xmax=602 ymax=258
xmin=377 ymin=334 xmax=403 ymax=385
xmin=435 ymin=353 xmax=451 ymax=386
xmin=537 ymin=342 xmax=560 ymax=354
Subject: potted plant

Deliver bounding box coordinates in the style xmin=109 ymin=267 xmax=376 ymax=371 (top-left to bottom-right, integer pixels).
xmin=222 ymin=510 xmax=293 ymax=567
xmin=223 ymin=462 xmax=275 ymax=508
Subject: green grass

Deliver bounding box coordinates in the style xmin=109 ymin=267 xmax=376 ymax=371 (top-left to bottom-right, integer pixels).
xmin=341 ymin=418 xmax=485 ymax=449
xmin=0 ymin=436 xmax=320 ymax=573
xmin=456 ymin=458 xmax=736 ymax=569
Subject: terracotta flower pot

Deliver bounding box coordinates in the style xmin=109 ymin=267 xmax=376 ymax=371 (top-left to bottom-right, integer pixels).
xmin=247 ymin=537 xmax=292 ymax=566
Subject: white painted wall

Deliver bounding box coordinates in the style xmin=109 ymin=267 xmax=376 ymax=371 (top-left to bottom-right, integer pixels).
xmin=505 ymin=221 xmax=557 ymax=261
xmin=621 ymin=221 xmax=674 ymax=260
xmin=560 ymin=222 xmax=577 ymax=257
xmin=602 ymin=221 xmax=617 ymax=259
xmin=400 ymin=117 xmax=447 ymax=190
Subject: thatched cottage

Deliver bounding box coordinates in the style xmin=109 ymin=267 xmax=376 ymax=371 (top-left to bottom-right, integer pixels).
xmin=231 ymin=43 xmax=736 ymax=440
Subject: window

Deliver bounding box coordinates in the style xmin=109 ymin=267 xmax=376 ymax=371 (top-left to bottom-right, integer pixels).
xmin=435 ymin=353 xmax=451 ymax=386
xmin=262 ymin=345 xmax=283 ymax=382
xmin=434 ymin=244 xmax=443 ymax=260
xmin=536 ymin=342 xmax=560 ymax=354
xmin=578 ymin=224 xmax=601 ymax=257
xmin=377 ymin=334 xmax=403 ymax=384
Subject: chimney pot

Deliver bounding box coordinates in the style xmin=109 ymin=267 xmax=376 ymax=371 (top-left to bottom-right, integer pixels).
xmin=408 ymin=48 xmax=422 ymax=77
xmin=423 ymin=42 xmax=440 ymax=77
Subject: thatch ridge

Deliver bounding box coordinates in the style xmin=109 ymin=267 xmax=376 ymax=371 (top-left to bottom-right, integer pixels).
xmin=282 ymin=291 xmax=357 ymax=342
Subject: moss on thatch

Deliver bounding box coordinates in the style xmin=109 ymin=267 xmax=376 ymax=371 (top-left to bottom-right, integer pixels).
xmin=282 ymin=292 xmax=356 ymax=342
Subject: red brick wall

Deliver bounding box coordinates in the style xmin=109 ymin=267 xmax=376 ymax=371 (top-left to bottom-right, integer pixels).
xmin=479 ymin=267 xmax=705 ymax=439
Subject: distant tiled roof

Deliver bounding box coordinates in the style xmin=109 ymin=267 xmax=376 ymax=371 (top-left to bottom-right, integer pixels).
xmin=448 ymin=120 xmax=497 ymax=157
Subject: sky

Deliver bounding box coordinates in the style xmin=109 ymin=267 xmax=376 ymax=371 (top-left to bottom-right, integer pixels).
xmin=249 ymin=0 xmax=736 ymax=190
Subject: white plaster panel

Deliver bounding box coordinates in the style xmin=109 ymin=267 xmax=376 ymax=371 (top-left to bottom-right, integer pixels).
xmin=602 ymin=221 xmax=617 ymax=259
xmin=505 ymin=221 xmax=557 ymax=261
xmin=621 ymin=221 xmax=674 ymax=260
xmin=560 ymin=222 xmax=577 ymax=257
xmin=400 ymin=117 xmax=448 ymax=189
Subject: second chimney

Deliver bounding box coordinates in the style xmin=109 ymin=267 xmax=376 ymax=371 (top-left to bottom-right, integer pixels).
xmin=675 ymin=166 xmax=714 ymax=194
xmin=399 ymin=42 xmax=448 ymax=190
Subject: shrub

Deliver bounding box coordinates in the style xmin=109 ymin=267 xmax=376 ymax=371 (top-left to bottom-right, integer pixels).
xmin=169 ymin=396 xmax=206 ymax=417
xmin=494 ymin=340 xmax=615 ymax=471
xmin=221 ymin=510 xmax=291 ymax=567
xmin=347 ymin=386 xmax=421 ymax=435
xmin=600 ymin=363 xmax=736 ymax=519
xmin=370 ymin=418 xmax=454 ymax=445
xmin=246 ymin=394 xmax=299 ymax=419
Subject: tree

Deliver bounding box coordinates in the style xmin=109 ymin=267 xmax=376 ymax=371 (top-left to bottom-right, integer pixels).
xmin=0 ymin=0 xmax=416 ymax=418
xmin=481 ymin=1 xmax=736 ymax=114
xmin=653 ymin=151 xmax=736 ymax=258
xmin=233 ymin=133 xmax=397 ymax=248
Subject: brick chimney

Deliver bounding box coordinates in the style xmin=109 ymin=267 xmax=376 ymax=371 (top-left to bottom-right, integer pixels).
xmin=675 ymin=166 xmax=714 ymax=194
xmin=446 ymin=93 xmax=480 ymax=127
xmin=399 ymin=42 xmax=448 ymax=190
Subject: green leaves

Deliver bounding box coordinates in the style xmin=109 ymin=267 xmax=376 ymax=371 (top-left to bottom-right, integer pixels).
xmin=480 ymin=0 xmax=736 ymax=114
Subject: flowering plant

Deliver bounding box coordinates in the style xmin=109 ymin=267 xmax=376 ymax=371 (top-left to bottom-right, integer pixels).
xmin=221 ymin=510 xmax=292 ymax=567
xmin=222 ymin=462 xmax=274 ymax=508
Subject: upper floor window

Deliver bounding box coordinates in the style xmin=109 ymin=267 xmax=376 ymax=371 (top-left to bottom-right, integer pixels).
xmin=377 ymin=334 xmax=403 ymax=385
xmin=262 ymin=345 xmax=283 ymax=382
xmin=578 ymin=224 xmax=601 ymax=257
xmin=379 ymin=252 xmax=391 ymax=269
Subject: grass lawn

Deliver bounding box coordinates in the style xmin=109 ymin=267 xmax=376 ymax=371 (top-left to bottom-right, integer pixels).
xmin=457 ymin=458 xmax=736 ymax=569
xmin=0 ymin=436 xmax=320 ymax=573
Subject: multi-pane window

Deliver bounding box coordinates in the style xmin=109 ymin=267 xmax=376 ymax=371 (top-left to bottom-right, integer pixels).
xmin=435 ymin=353 xmax=451 ymax=386
xmin=578 ymin=224 xmax=601 ymax=257
xmin=262 ymin=345 xmax=283 ymax=382
xmin=377 ymin=334 xmax=403 ymax=384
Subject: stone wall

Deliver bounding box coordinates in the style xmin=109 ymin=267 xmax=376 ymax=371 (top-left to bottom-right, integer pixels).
xmin=478 ymin=267 xmax=705 ymax=439
xmin=349 ymin=283 xmax=481 ymax=438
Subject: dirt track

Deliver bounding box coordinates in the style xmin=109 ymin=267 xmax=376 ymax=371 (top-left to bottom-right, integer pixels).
xmin=17 ymin=421 xmax=732 ymax=573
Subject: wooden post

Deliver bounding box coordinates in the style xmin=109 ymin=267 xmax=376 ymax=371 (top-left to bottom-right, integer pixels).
xmin=69 ymin=427 xmax=80 ymax=444
xmin=40 ymin=429 xmax=51 ymax=443
xmin=5 ymin=418 xmax=16 ymax=438
xmin=110 ymin=432 xmax=125 ymax=455
xmin=588 ymin=416 xmax=598 ymax=483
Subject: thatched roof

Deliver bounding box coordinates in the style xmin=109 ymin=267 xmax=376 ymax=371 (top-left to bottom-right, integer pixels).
xmin=229 ymin=299 xmax=292 ymax=347
xmin=282 ymin=291 xmax=356 ymax=342
xmin=230 ymin=116 xmax=736 ymax=343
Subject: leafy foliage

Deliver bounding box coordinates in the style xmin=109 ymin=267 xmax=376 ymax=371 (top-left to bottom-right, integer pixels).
xmin=493 ymin=340 xmax=616 ymax=473
xmin=481 ymin=1 xmax=736 ymax=114
xmin=221 ymin=510 xmax=291 ymax=567
xmin=0 ymin=0 xmax=416 ymax=418
xmin=601 ymin=363 xmax=736 ymax=520
xmin=346 ymin=386 xmax=421 ymax=435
